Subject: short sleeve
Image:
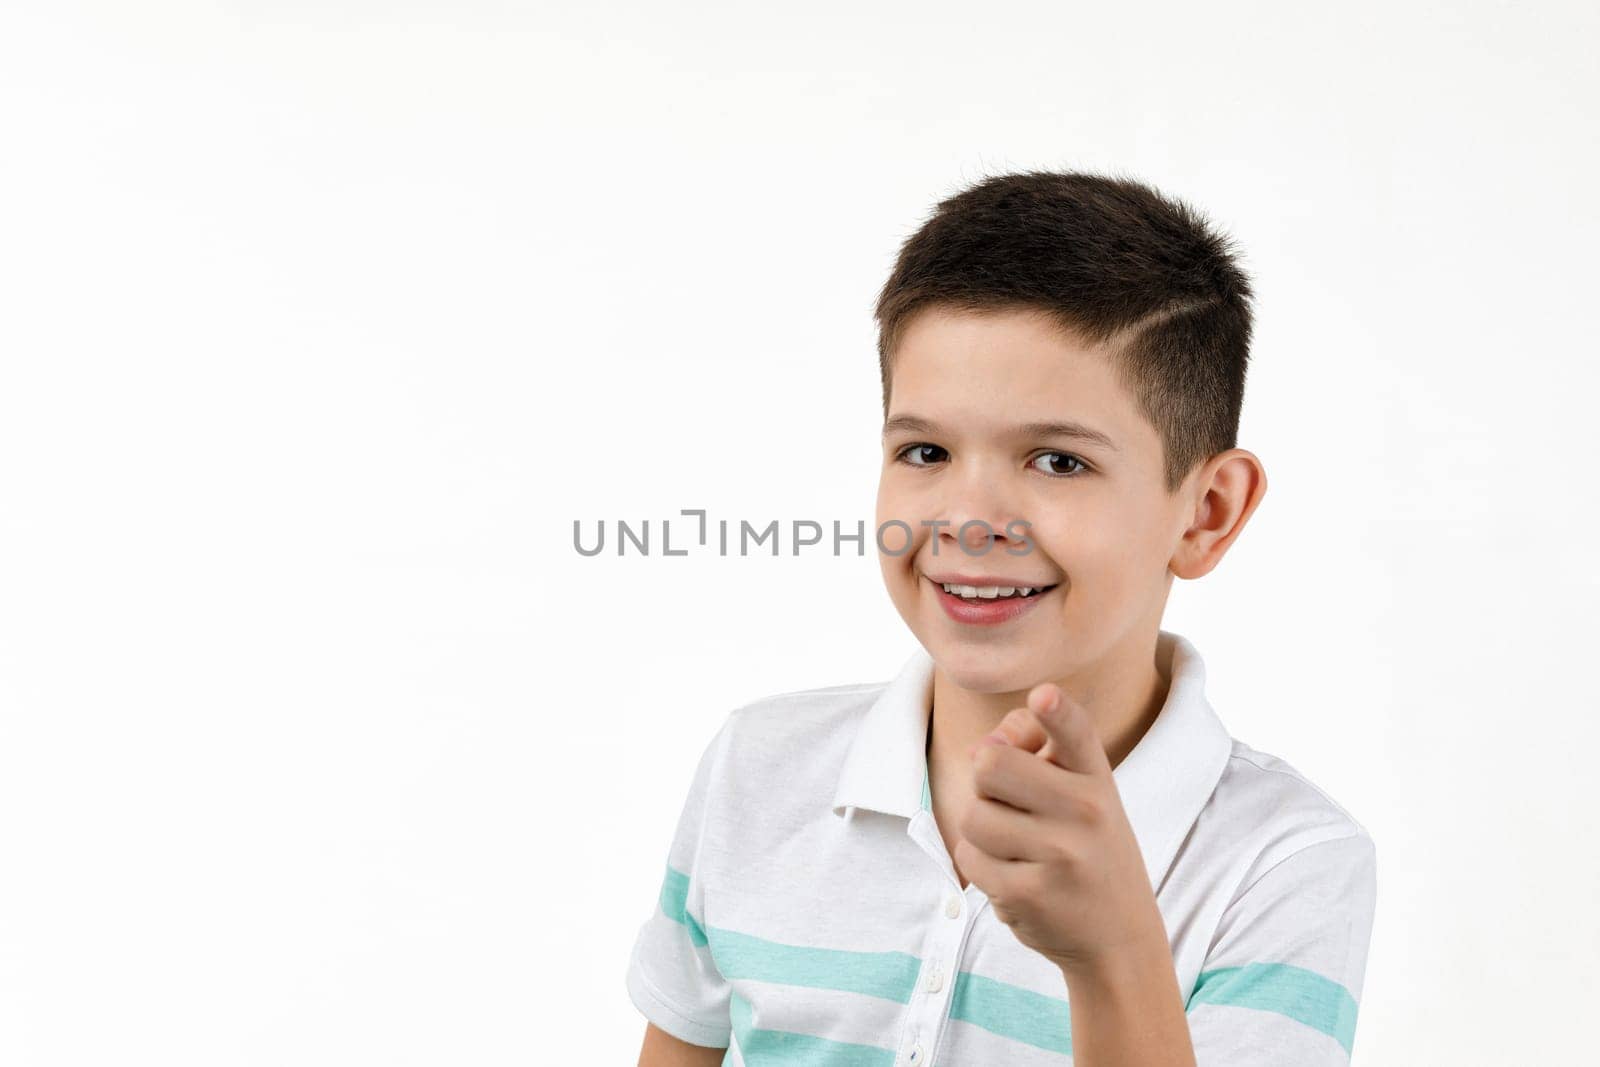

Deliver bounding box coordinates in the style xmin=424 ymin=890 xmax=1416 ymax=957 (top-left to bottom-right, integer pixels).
xmin=1186 ymin=832 xmax=1378 ymax=1065
xmin=623 ymin=715 xmax=735 ymax=1048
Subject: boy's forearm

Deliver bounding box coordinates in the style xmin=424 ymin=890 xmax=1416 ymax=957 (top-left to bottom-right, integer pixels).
xmin=1062 ymin=933 xmax=1198 ymax=1067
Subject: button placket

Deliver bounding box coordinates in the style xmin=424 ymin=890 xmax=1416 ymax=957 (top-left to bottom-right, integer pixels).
xmin=901 ymin=894 xmax=976 ymax=1064
xmin=924 ymin=888 xmax=992 ymax=1064
xmin=903 ymin=811 xmax=986 ymax=1065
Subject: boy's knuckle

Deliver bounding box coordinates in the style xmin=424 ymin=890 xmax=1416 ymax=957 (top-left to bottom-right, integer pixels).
xmin=1075 ymin=792 xmax=1106 ymax=825
xmin=1043 ymin=832 xmax=1077 ymax=869
xmin=956 ymin=807 xmax=981 ymax=841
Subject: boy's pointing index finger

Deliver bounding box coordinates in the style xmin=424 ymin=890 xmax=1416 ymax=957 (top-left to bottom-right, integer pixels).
xmin=1028 ymin=683 xmax=1112 ymax=776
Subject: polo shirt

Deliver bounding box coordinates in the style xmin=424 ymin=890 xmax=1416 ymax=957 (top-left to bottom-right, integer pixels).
xmin=624 ymin=628 xmax=1377 ymax=1065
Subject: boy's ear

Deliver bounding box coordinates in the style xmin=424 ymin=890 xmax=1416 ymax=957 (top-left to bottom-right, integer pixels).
xmin=1170 ymin=449 xmax=1268 ymax=580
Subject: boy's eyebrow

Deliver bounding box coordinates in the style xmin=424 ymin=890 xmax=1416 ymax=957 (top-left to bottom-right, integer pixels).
xmin=882 ymin=413 xmax=1120 ymax=452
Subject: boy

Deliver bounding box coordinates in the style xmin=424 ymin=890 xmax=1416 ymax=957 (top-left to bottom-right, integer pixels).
xmin=625 ymin=170 xmax=1377 ymax=1066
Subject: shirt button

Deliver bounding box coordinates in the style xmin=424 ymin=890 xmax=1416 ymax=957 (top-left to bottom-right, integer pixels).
xmin=908 ymin=1041 xmax=925 ymax=1064
xmin=924 ymin=962 xmax=943 ymax=993
xmin=944 ymin=893 xmax=962 ymax=919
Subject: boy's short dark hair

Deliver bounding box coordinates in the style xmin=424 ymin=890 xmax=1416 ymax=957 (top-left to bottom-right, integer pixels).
xmin=874 ymin=169 xmax=1255 ymax=494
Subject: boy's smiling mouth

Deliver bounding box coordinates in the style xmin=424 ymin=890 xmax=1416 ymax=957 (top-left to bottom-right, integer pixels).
xmin=926 ymin=577 xmax=1057 ymax=599
xmin=922 ymin=573 xmax=1061 ymax=624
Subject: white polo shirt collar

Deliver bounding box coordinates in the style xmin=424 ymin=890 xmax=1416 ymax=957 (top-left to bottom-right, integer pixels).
xmin=829 ymin=629 xmax=1234 ymax=893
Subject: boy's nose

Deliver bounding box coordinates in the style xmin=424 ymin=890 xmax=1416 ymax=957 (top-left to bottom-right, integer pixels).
xmin=929 ymin=462 xmax=1030 ymax=556
xmin=937 ymin=503 xmax=1028 ymax=556
xmin=953 ymin=518 xmax=1001 ymax=554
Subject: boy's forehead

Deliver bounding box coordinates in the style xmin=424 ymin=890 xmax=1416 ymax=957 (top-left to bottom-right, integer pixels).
xmin=895 ymin=307 xmax=1119 ymax=387
xmin=888 ymin=309 xmax=1140 ymax=432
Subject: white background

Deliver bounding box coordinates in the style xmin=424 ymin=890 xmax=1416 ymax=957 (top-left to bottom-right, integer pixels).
xmin=2 ymin=2 xmax=1596 ymax=1063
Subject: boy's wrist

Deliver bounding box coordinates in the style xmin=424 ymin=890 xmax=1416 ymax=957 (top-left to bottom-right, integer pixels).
xmin=1058 ymin=929 xmax=1197 ymax=1067
xmin=1055 ymin=924 xmax=1171 ymax=987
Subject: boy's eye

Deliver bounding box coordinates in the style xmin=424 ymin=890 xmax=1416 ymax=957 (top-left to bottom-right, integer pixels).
xmin=896 ymin=443 xmax=948 ymax=466
xmin=895 ymin=444 xmax=1088 ymax=478
xmin=1029 ymin=451 xmax=1088 ymax=477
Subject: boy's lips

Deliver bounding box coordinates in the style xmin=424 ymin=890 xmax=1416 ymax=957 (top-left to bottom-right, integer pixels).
xmin=923 ymin=574 xmax=1060 ymax=625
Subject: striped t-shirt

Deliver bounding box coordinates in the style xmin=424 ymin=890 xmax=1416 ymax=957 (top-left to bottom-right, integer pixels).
xmin=624 ymin=629 xmax=1378 ymax=1064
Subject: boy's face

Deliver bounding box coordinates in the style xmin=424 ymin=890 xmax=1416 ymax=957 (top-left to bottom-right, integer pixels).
xmin=875 ymin=305 xmax=1197 ymax=694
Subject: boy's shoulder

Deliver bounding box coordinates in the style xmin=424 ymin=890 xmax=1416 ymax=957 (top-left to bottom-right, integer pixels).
xmin=722 ymin=677 xmax=889 ymax=739
xmin=699 ymin=676 xmax=892 ymax=793
xmin=742 ymin=678 xmax=891 ymax=706
xmin=1205 ymin=736 xmax=1374 ymax=866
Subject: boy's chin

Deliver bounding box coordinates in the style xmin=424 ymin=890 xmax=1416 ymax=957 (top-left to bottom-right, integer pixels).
xmin=929 ymin=642 xmax=1041 ymax=694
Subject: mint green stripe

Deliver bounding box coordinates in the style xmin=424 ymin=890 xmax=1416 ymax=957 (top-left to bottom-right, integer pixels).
xmin=948 ymin=969 xmax=1072 ymax=1055
xmin=707 ymin=926 xmax=922 ymax=1003
xmin=920 ymin=762 xmax=932 ymax=812
xmin=729 ymin=990 xmax=897 ymax=1066
xmin=1188 ymin=963 xmax=1359 ymax=1053
xmin=658 ymin=864 xmax=708 ymax=946
xmin=663 ymin=863 xmax=1084 ymax=1058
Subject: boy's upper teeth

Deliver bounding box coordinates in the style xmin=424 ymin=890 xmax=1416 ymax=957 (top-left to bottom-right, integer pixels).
xmin=941 ymin=583 xmax=1033 ymax=597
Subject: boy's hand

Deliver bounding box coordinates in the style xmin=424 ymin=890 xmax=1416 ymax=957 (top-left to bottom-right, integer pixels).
xmin=954 ymin=684 xmax=1167 ymax=977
